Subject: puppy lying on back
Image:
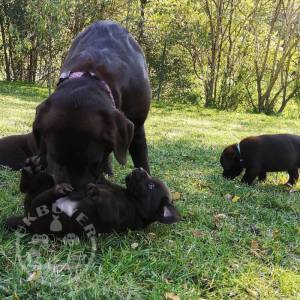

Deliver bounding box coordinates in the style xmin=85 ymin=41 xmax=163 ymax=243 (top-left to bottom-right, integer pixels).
xmin=0 ymin=133 xmax=37 ymax=170
xmin=5 ymin=157 xmax=180 ymax=236
xmin=220 ymin=134 xmax=300 ymax=185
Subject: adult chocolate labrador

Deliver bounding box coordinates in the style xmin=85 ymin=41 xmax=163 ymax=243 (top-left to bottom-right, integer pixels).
xmin=33 ymin=21 xmax=151 ymax=188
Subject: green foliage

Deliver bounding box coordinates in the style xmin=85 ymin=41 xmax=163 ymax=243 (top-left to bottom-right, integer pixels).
xmin=0 ymin=0 xmax=299 ymax=113
xmin=0 ymin=81 xmax=299 ymax=299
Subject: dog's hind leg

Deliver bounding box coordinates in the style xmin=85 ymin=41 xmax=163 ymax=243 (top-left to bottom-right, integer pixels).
xmin=286 ymin=168 xmax=299 ymax=186
xmin=258 ymin=172 xmax=267 ymax=182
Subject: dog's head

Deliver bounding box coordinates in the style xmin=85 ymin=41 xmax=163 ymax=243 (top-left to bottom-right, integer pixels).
xmin=125 ymin=168 xmax=180 ymax=224
xmin=220 ymin=144 xmax=243 ymax=179
xmin=33 ymin=76 xmax=134 ymax=188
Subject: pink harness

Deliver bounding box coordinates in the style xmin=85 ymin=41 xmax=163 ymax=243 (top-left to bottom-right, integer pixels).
xmin=59 ymin=71 xmax=115 ymax=107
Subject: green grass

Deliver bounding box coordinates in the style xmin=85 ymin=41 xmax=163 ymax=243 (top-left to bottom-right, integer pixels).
xmin=0 ymin=81 xmax=299 ymax=299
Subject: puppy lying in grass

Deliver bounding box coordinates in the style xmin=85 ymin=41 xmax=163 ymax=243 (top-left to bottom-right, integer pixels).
xmin=0 ymin=133 xmax=37 ymax=170
xmin=220 ymin=134 xmax=300 ymax=185
xmin=5 ymin=156 xmax=180 ymax=236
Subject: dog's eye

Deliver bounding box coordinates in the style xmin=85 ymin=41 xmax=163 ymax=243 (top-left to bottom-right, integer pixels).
xmin=147 ymin=182 xmax=155 ymax=190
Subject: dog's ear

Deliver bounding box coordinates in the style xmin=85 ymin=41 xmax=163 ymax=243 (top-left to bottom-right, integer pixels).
xmin=33 ymin=101 xmax=49 ymax=156
xmin=111 ymin=110 xmax=134 ymax=165
xmin=158 ymin=201 xmax=180 ymax=224
xmin=96 ymin=64 xmax=118 ymax=89
xmin=222 ymin=145 xmax=239 ymax=166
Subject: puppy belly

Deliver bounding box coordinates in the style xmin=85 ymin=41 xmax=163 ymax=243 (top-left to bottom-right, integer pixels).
xmin=55 ymin=197 xmax=79 ymax=217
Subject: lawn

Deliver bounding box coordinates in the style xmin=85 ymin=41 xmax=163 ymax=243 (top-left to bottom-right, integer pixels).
xmin=0 ymin=81 xmax=299 ymax=299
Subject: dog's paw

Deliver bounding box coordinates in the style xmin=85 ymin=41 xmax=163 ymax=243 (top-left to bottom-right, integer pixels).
xmin=54 ymin=183 xmax=74 ymax=196
xmin=4 ymin=216 xmax=26 ymax=232
xmin=22 ymin=156 xmax=44 ymax=177
xmin=86 ymin=183 xmax=100 ymax=199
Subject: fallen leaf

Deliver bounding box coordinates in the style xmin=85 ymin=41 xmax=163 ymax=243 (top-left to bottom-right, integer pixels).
xmin=191 ymin=229 xmax=205 ymax=238
xmin=165 ymin=292 xmax=180 ymax=300
xmin=148 ymin=232 xmax=156 ymax=239
xmin=250 ymin=240 xmax=259 ymax=251
xmin=172 ymin=192 xmax=181 ymax=201
xmin=131 ymin=242 xmax=139 ymax=249
xmin=272 ymin=229 xmax=280 ymax=238
xmin=213 ymin=213 xmax=227 ymax=228
xmin=164 ymin=277 xmax=172 ymax=284
xmin=245 ymin=287 xmax=259 ymax=299
xmin=27 ymin=270 xmax=41 ymax=282
xmin=232 ymin=195 xmax=240 ymax=202
xmin=250 ymin=240 xmax=266 ymax=258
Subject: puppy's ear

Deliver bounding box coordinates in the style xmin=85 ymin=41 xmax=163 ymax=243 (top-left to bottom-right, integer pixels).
xmin=158 ymin=201 xmax=180 ymax=224
xmin=111 ymin=110 xmax=134 ymax=165
xmin=33 ymin=101 xmax=49 ymax=156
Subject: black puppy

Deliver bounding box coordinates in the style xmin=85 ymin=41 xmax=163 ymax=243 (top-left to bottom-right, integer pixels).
xmin=0 ymin=133 xmax=37 ymax=170
xmin=220 ymin=134 xmax=300 ymax=185
xmin=5 ymin=157 xmax=180 ymax=236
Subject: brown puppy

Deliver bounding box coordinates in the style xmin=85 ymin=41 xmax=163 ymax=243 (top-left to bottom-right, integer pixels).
xmin=33 ymin=21 xmax=151 ymax=188
xmin=5 ymin=157 xmax=180 ymax=236
xmin=0 ymin=133 xmax=37 ymax=170
xmin=220 ymin=134 xmax=300 ymax=185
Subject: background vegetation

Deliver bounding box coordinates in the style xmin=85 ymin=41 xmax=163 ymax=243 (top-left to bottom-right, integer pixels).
xmin=1 ymin=0 xmax=299 ymax=113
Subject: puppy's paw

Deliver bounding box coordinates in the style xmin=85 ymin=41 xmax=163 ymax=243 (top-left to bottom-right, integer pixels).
xmin=22 ymin=156 xmax=44 ymax=177
xmin=54 ymin=183 xmax=74 ymax=196
xmin=86 ymin=183 xmax=100 ymax=200
xmin=4 ymin=216 xmax=26 ymax=232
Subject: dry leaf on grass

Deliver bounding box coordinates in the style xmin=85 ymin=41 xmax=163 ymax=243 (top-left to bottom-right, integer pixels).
xmin=148 ymin=232 xmax=156 ymax=239
xmin=272 ymin=229 xmax=280 ymax=238
xmin=245 ymin=287 xmax=259 ymax=299
xmin=213 ymin=213 xmax=227 ymax=228
xmin=165 ymin=292 xmax=180 ymax=300
xmin=172 ymin=192 xmax=181 ymax=201
xmin=232 ymin=195 xmax=240 ymax=202
xmin=27 ymin=270 xmax=41 ymax=282
xmin=131 ymin=242 xmax=139 ymax=249
xmin=191 ymin=229 xmax=205 ymax=238
xmin=250 ymin=240 xmax=266 ymax=258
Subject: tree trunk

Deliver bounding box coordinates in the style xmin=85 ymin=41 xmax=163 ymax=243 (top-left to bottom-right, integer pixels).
xmin=156 ymin=39 xmax=167 ymax=101
xmin=138 ymin=0 xmax=147 ymax=45
xmin=0 ymin=17 xmax=10 ymax=81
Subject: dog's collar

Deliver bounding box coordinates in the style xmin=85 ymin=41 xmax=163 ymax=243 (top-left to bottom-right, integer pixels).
xmin=236 ymin=143 xmax=244 ymax=163
xmin=58 ymin=71 xmax=115 ymax=107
